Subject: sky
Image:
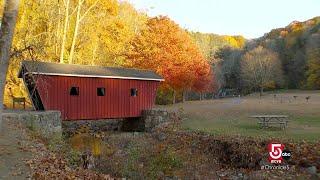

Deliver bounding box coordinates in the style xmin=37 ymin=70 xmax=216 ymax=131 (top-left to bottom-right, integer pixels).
xmin=128 ymin=0 xmax=320 ymax=39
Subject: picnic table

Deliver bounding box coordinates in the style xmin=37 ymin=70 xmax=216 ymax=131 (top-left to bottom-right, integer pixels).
xmin=250 ymin=115 xmax=289 ymax=129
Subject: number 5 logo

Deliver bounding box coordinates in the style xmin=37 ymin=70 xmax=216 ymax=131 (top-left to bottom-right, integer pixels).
xmin=268 ymin=143 xmax=284 ymax=163
xmin=269 ymin=144 xmax=282 ymax=159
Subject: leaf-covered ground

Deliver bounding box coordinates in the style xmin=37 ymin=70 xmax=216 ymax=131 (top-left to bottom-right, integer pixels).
xmin=1 ymin=108 xmax=319 ymax=179
xmin=0 ymin=117 xmax=113 ymax=180
xmin=69 ymin=116 xmax=320 ymax=179
xmin=0 ymin=118 xmax=32 ymax=179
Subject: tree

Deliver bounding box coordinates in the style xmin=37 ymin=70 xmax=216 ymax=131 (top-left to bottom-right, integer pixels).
xmin=68 ymin=0 xmax=98 ymax=64
xmin=306 ymin=33 xmax=320 ymax=89
xmin=80 ymin=1 xmax=147 ymax=66
xmin=241 ymin=46 xmax=282 ymax=96
xmin=306 ymin=48 xmax=320 ymax=89
xmin=1 ymin=0 xmax=148 ymax=107
xmin=126 ymin=16 xmax=212 ymax=103
xmin=214 ymin=47 xmax=243 ymax=91
xmin=223 ymin=35 xmax=246 ymax=49
xmin=0 ymin=0 xmax=20 ymax=113
xmin=60 ymin=0 xmax=70 ymax=63
xmin=189 ymin=32 xmax=246 ymax=62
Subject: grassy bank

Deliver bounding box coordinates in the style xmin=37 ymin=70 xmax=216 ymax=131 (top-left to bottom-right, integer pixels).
xmin=164 ymin=90 xmax=320 ymax=142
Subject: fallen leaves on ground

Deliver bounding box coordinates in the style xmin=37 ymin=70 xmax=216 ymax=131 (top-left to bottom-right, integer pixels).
xmin=27 ymin=151 xmax=112 ymax=179
xmin=8 ymin=120 xmax=115 ymax=180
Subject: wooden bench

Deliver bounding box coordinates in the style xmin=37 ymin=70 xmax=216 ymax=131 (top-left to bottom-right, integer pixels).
xmin=12 ymin=97 xmax=26 ymax=110
xmin=250 ymin=115 xmax=289 ymax=129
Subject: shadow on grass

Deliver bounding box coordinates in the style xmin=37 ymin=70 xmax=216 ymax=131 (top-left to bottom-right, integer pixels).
xmin=236 ymin=124 xmax=286 ymax=132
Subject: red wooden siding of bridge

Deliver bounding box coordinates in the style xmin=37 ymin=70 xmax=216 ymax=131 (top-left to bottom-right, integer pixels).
xmin=34 ymin=75 xmax=159 ymax=120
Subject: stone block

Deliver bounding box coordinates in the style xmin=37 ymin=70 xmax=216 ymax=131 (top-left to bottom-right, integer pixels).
xmin=2 ymin=111 xmax=62 ymax=139
xmin=140 ymin=109 xmax=174 ymax=132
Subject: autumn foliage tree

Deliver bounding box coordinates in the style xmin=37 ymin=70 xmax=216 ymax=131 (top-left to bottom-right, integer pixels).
xmin=126 ymin=16 xmax=213 ymax=103
xmin=241 ymin=46 xmax=283 ymax=96
xmin=1 ymin=0 xmax=147 ymax=107
xmin=306 ymin=48 xmax=320 ymax=89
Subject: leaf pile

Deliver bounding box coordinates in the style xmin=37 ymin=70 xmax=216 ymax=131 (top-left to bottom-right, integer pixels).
xmin=14 ymin=124 xmax=114 ymax=180
xmin=25 ymin=141 xmax=113 ymax=180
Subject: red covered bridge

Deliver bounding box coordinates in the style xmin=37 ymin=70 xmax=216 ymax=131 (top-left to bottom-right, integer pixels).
xmin=18 ymin=61 xmax=164 ymax=120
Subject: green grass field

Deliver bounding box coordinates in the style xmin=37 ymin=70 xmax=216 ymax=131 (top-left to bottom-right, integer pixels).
xmin=163 ymin=90 xmax=320 ymax=142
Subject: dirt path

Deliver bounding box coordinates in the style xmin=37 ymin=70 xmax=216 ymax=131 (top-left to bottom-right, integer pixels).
xmin=0 ymin=116 xmax=33 ymax=179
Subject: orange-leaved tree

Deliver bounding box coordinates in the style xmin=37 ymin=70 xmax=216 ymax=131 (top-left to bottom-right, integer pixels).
xmin=126 ymin=16 xmax=213 ymax=103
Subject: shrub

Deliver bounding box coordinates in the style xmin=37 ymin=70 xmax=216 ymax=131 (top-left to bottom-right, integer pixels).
xmin=47 ymin=134 xmax=81 ymax=168
xmin=122 ymin=143 xmax=142 ymax=179
xmin=148 ymin=147 xmax=182 ymax=178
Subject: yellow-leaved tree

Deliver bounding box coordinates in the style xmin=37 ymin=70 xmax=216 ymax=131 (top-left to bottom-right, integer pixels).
xmin=3 ymin=0 xmax=147 ymax=107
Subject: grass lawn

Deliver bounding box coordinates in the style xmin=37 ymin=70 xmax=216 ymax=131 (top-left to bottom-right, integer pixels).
xmin=162 ymin=90 xmax=320 ymax=142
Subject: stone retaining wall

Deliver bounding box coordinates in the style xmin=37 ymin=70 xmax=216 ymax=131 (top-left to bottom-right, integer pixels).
xmin=143 ymin=109 xmax=174 ymax=131
xmin=62 ymin=109 xmax=175 ymax=133
xmin=122 ymin=109 xmax=175 ymax=132
xmin=1 ymin=109 xmax=174 ymax=138
xmin=2 ymin=111 xmax=62 ymax=139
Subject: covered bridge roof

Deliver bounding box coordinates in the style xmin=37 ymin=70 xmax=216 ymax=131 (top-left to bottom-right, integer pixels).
xmin=18 ymin=61 xmax=164 ymax=81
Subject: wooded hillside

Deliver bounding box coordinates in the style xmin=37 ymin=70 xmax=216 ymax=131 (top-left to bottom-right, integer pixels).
xmin=1 ymin=0 xmax=319 ymax=106
xmin=253 ymin=16 xmax=320 ymax=89
xmin=211 ymin=16 xmax=320 ymax=94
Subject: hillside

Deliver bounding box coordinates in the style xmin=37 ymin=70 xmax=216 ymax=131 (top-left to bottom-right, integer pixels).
xmin=197 ymin=16 xmax=320 ymax=93
xmin=259 ymin=16 xmax=320 ymax=40
xmin=189 ymin=32 xmax=246 ymax=61
xmin=253 ymin=16 xmax=320 ymax=89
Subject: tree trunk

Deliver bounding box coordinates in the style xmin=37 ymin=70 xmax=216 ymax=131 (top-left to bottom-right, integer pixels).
xmin=259 ymin=87 xmax=264 ymax=98
xmin=68 ymin=0 xmax=97 ymax=64
xmin=55 ymin=2 xmax=62 ymax=57
xmin=60 ymin=0 xmax=70 ymax=63
xmin=0 ymin=0 xmax=20 ymax=130
xmin=172 ymin=90 xmax=176 ymax=104
xmin=182 ymin=90 xmax=186 ymax=103
xmin=91 ymin=40 xmax=98 ymax=65
xmin=68 ymin=0 xmax=82 ymax=64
